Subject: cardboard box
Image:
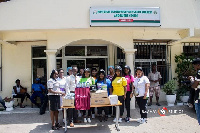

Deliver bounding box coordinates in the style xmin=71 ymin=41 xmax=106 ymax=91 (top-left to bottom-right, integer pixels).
xmin=91 ymin=97 xmax=110 ymax=105
xmin=91 ymin=90 xmax=108 ymax=99
xmin=109 ymin=95 xmax=118 ymax=105
xmin=62 ymin=98 xmax=74 ymax=106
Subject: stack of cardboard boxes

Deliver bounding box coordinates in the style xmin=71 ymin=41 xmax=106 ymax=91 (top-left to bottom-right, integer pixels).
xmin=90 ymin=90 xmax=110 ymax=105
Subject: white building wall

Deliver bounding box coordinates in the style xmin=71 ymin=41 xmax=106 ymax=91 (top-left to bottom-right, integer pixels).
xmin=0 ymin=0 xmax=199 ymax=30
xmin=0 ymin=41 xmax=46 ymax=98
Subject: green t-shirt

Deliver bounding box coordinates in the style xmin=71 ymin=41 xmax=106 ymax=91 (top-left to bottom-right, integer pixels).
xmin=79 ymin=77 xmax=95 ymax=86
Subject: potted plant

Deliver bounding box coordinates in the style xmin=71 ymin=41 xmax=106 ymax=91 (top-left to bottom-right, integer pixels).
xmin=4 ymin=97 xmax=14 ymax=111
xmin=175 ymin=53 xmax=195 ymax=104
xmin=163 ymin=80 xmax=176 ymax=106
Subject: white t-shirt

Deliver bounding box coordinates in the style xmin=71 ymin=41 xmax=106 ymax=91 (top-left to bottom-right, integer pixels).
xmin=16 ymin=86 xmax=20 ymax=93
xmin=148 ymin=71 xmax=162 ymax=87
xmin=47 ymin=78 xmax=60 ymax=95
xmin=66 ymin=75 xmax=80 ymax=92
xmin=57 ymin=77 xmax=70 ymax=94
xmin=133 ymin=76 xmax=150 ymax=97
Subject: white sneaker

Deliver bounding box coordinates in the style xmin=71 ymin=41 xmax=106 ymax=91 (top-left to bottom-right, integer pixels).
xmin=140 ymin=118 xmax=147 ymax=124
xmin=118 ymin=118 xmax=122 ymax=123
xmin=144 ymin=118 xmax=147 ymax=123
xmin=108 ymin=115 xmax=111 ymax=118
xmin=137 ymin=118 xmax=143 ymax=123
xmin=84 ymin=118 xmax=87 ymax=123
xmin=113 ymin=118 xmax=116 ymax=122
xmin=87 ymin=118 xmax=91 ymax=123
xmin=92 ymin=114 xmax=95 ymax=119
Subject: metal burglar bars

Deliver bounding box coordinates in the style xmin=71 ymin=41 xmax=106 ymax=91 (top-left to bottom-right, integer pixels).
xmin=134 ymin=41 xmax=172 ymax=86
xmin=182 ymin=42 xmax=200 ymax=58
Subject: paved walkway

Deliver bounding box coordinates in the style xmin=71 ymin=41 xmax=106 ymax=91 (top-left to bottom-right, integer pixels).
xmin=0 ymin=103 xmax=199 ymax=133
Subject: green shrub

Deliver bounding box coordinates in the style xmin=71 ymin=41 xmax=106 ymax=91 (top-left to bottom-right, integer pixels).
xmin=163 ymin=80 xmax=176 ymax=95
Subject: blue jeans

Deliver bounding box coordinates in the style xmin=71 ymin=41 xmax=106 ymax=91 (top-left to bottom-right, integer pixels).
xmin=195 ymin=103 xmax=200 ymax=125
xmin=30 ymin=91 xmax=44 ymax=105
xmin=0 ymin=99 xmax=6 ymax=109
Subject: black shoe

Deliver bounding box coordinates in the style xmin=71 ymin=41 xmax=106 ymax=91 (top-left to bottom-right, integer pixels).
xmin=156 ymin=103 xmax=161 ymax=106
xmin=36 ymin=103 xmax=41 ymax=108
xmin=148 ymin=102 xmax=152 ymax=106
xmin=52 ymin=126 xmax=58 ymax=130
xmin=125 ymin=117 xmax=130 ymax=122
xmin=99 ymin=116 xmax=103 ymax=122
xmin=55 ymin=123 xmax=62 ymax=128
xmin=104 ymin=115 xmax=108 ymax=121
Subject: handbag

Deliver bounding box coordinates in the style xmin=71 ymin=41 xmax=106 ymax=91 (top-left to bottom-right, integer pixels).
xmin=20 ymin=88 xmax=27 ymax=94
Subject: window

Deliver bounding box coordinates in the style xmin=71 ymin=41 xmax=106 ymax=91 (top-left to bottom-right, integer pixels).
xmin=183 ymin=42 xmax=200 ymax=58
xmin=117 ymin=47 xmax=125 ymax=66
xmin=32 ymin=46 xmax=47 ymax=85
xmin=134 ymin=42 xmax=170 ymax=85
xmin=87 ymin=46 xmax=107 ymax=56
xmin=65 ymin=46 xmax=85 ymax=56
xmin=134 ymin=43 xmax=166 ymax=59
xmin=32 ymin=46 xmax=46 ymax=57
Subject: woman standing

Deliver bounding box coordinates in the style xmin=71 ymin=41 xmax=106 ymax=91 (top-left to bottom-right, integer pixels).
xmin=133 ymin=67 xmax=150 ymax=124
xmin=95 ymin=69 xmax=112 ymax=122
xmin=107 ymin=66 xmax=115 ymax=81
xmin=112 ymin=66 xmax=127 ymax=123
xmin=106 ymin=66 xmax=115 ymax=117
xmin=123 ymin=65 xmax=135 ymax=122
xmin=47 ymin=69 xmax=65 ymax=130
xmin=79 ymin=68 xmax=95 ymax=123
xmin=57 ymin=68 xmax=70 ymax=124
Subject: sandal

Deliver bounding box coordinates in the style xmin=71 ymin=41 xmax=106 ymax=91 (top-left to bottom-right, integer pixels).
xmin=99 ymin=116 xmax=102 ymax=122
xmin=55 ymin=123 xmax=62 ymax=128
xmin=104 ymin=115 xmax=108 ymax=121
xmin=51 ymin=126 xmax=58 ymax=130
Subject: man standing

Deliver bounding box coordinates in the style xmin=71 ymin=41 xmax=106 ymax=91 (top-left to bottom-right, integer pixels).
xmin=77 ymin=68 xmax=84 ymax=77
xmin=148 ymin=64 xmax=162 ymax=106
xmin=66 ymin=66 xmax=81 ymax=127
xmin=191 ymin=58 xmax=200 ymax=125
xmin=67 ymin=67 xmax=72 ymax=77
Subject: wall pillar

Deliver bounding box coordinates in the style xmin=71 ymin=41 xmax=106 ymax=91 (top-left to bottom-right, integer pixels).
xmin=124 ymin=49 xmax=137 ymax=109
xmin=44 ymin=49 xmax=57 ymax=79
xmin=108 ymin=44 xmax=115 ymax=67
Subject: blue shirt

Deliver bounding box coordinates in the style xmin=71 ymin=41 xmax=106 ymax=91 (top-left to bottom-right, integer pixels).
xmin=95 ymin=79 xmax=112 ymax=96
xmin=32 ymin=83 xmax=45 ymax=92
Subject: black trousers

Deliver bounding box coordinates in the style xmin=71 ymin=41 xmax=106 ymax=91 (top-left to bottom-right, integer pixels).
xmin=189 ymin=88 xmax=195 ymax=105
xmin=125 ymin=91 xmax=131 ymax=117
xmin=113 ymin=96 xmax=124 ymax=117
xmin=13 ymin=93 xmax=30 ymax=103
xmin=91 ymin=107 xmax=95 ymax=114
xmin=97 ymin=107 xmax=109 ymax=116
xmin=108 ymin=106 xmax=112 ymax=115
xmin=67 ymin=108 xmax=78 ymax=123
xmin=82 ymin=109 xmax=91 ymax=117
xmin=136 ymin=96 xmax=148 ymax=119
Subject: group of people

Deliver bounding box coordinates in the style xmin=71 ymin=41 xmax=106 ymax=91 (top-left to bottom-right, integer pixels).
xmin=46 ymin=64 xmax=163 ymax=130
xmin=1 ymin=60 xmax=199 ymax=128
xmin=11 ymin=78 xmax=46 ymax=108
